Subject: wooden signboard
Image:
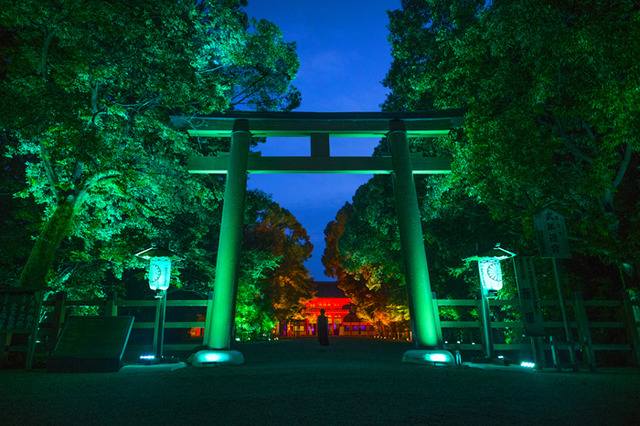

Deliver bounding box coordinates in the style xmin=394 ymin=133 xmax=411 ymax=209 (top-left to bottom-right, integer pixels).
xmin=534 ymin=208 xmax=571 ymax=258
xmin=48 ymin=316 xmax=134 ymax=373
xmin=0 ymin=288 xmax=44 ymax=369
xmin=513 ymin=257 xmax=545 ymax=337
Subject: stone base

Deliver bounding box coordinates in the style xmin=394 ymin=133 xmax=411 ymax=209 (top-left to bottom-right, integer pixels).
xmin=191 ymin=350 xmax=245 ymax=367
xmin=402 ymin=349 xmax=455 ymax=366
xmin=120 ymin=362 xmax=187 ymax=373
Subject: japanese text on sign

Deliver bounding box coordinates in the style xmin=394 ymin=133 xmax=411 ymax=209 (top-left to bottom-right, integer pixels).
xmin=534 ymin=208 xmax=571 ymax=259
xmin=0 ymin=290 xmax=42 ymax=332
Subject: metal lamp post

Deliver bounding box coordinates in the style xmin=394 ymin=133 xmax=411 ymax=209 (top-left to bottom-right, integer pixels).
xmin=135 ymin=245 xmax=184 ymax=363
xmin=464 ymin=244 xmax=516 ymax=362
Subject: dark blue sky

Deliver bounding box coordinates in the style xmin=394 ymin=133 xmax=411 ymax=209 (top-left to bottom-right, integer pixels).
xmin=243 ymin=0 xmax=401 ymax=279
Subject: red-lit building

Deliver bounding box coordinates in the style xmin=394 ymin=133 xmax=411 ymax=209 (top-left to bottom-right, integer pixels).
xmin=190 ymin=282 xmax=375 ymax=340
xmin=286 ymin=281 xmax=374 ymax=338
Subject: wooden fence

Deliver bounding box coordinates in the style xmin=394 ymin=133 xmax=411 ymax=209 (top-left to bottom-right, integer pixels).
xmin=37 ymin=291 xmax=213 ymax=357
xmin=434 ymin=292 xmax=640 ymax=368
xmin=9 ymin=290 xmax=639 ymax=367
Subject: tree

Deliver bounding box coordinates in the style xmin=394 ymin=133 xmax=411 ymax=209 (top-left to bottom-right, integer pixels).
xmin=0 ymin=0 xmax=300 ymax=293
xmin=384 ymin=0 xmax=640 ymax=293
xmin=243 ymin=202 xmax=315 ymax=334
xmin=323 ymin=202 xmax=404 ymax=332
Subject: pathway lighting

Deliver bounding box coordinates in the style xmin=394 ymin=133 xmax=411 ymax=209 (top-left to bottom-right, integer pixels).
xmin=403 ymin=349 xmax=455 ymax=366
xmin=463 ymin=244 xmax=516 ymax=362
xmin=135 ymin=245 xmax=184 ymax=363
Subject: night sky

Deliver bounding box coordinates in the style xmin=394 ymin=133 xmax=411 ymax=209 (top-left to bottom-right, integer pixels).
xmin=243 ymin=0 xmax=401 ymax=279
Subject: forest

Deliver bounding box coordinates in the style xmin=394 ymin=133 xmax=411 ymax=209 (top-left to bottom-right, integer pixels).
xmin=0 ymin=0 xmax=312 ymax=339
xmin=1 ymin=0 xmax=638 ymax=339
xmin=322 ymin=0 xmax=639 ymax=334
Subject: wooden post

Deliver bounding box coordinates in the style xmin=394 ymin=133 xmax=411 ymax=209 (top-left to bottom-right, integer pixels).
xmin=49 ymin=291 xmax=67 ymax=355
xmin=572 ymin=292 xmax=596 ymax=371
xmin=550 ymin=336 xmax=561 ymax=371
xmin=431 ymin=292 xmax=443 ymax=347
xmin=479 ymin=290 xmax=496 ymax=359
xmin=1 ymin=333 xmax=10 ymax=366
xmin=105 ymin=291 xmax=118 ymax=317
xmin=530 ymin=336 xmax=546 ymax=370
xmin=310 ymin=133 xmax=330 ymax=157
xmin=203 ymin=290 xmax=215 ymax=345
xmin=552 ymin=259 xmax=577 ymax=369
xmin=25 ymin=290 xmax=44 ymax=370
xmin=622 ymin=291 xmax=640 ymax=367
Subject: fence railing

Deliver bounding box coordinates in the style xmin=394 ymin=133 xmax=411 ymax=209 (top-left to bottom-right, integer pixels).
xmin=38 ymin=292 xmax=211 ymax=357
xmin=434 ymin=291 xmax=640 ymax=368
xmin=31 ymin=290 xmax=640 ymax=366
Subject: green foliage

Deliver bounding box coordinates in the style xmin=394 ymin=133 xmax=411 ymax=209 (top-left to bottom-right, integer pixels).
xmin=0 ymin=0 xmax=300 ymax=297
xmin=322 ymin=198 xmax=409 ymax=328
xmin=384 ymin=0 xmax=640 ymax=285
xmin=340 ymin=176 xmax=404 ymax=288
xmin=243 ymin=202 xmax=315 ymax=327
xmin=324 ymin=0 xmax=639 ymax=328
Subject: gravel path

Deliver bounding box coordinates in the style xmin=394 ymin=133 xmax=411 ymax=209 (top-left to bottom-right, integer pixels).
xmin=1 ymin=338 xmax=638 ymax=425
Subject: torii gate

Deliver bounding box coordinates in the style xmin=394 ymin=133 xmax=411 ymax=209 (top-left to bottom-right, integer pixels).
xmin=170 ymin=111 xmax=464 ymax=366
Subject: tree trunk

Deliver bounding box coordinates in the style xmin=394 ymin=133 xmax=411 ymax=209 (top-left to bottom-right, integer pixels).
xmin=18 ymin=197 xmax=76 ymax=288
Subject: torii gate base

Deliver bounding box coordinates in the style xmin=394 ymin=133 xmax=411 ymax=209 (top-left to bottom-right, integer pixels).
xmin=172 ymin=111 xmax=464 ymax=367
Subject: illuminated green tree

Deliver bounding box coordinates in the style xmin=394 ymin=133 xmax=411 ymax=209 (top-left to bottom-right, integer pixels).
xmin=384 ymin=0 xmax=640 ymax=292
xmin=323 ymin=202 xmax=403 ymax=330
xmin=0 ymin=0 xmax=300 ymax=292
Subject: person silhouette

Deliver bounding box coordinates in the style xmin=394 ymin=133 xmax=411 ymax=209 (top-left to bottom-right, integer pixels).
xmin=317 ymin=309 xmax=329 ymax=351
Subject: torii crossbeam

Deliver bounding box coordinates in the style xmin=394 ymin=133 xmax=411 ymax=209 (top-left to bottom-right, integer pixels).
xmin=170 ymin=110 xmax=464 ymax=366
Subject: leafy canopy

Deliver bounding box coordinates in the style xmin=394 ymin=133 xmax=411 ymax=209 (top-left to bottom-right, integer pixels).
xmin=0 ymin=0 xmax=301 ymax=295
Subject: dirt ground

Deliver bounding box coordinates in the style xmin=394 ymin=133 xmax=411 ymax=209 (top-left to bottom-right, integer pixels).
xmin=1 ymin=338 xmax=638 ymax=425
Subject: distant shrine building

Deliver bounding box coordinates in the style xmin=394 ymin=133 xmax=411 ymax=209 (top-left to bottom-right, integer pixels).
xmin=284 ymin=282 xmax=374 ymax=338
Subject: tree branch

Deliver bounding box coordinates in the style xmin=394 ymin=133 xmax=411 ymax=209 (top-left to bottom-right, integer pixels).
xmin=230 ymin=72 xmax=269 ymax=105
xmin=39 ymin=28 xmax=56 ymax=80
xmin=196 ymin=65 xmax=227 ymax=74
xmin=111 ymin=182 xmax=158 ymax=215
xmin=91 ymin=82 xmax=101 ymax=114
xmin=612 ymin=141 xmax=633 ymax=188
xmin=74 ymin=171 xmax=121 ymax=209
xmin=39 ymin=141 xmax=60 ymax=202
xmin=554 ymin=117 xmax=594 ymax=163
xmin=111 ymin=95 xmax=162 ymax=113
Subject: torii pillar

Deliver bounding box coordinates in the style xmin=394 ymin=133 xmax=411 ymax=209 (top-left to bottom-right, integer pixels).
xmin=194 ymin=120 xmax=250 ymax=365
xmin=179 ymin=111 xmax=463 ymax=367
xmin=388 ymin=120 xmax=453 ymax=365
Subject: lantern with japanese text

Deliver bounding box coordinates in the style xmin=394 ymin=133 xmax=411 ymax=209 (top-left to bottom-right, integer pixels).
xmin=149 ymin=257 xmax=172 ymax=291
xmin=478 ymin=258 xmax=503 ymax=292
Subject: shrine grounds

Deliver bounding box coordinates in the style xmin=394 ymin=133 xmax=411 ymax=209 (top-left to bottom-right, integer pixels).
xmin=0 ymin=338 xmax=638 ymax=425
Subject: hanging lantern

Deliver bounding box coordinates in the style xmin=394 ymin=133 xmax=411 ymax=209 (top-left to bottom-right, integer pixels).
xmin=478 ymin=258 xmax=503 ymax=292
xmin=148 ymin=257 xmax=172 ymax=291
xmin=135 ymin=245 xmax=184 ymax=292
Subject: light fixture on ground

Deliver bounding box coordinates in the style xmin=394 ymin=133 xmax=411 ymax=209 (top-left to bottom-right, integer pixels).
xmin=191 ymin=349 xmax=244 ymax=367
xmin=402 ymin=349 xmax=456 ymax=366
xmin=135 ymin=245 xmax=185 ymax=364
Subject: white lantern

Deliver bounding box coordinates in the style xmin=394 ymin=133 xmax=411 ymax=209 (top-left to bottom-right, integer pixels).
xmin=478 ymin=258 xmax=503 ymax=292
xmin=149 ymin=257 xmax=172 ymax=291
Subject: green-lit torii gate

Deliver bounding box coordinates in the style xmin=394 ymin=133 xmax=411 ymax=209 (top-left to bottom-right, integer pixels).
xmin=170 ymin=111 xmax=464 ymax=366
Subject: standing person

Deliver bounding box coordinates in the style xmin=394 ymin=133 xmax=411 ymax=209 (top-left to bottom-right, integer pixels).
xmin=317 ymin=309 xmax=329 ymax=351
